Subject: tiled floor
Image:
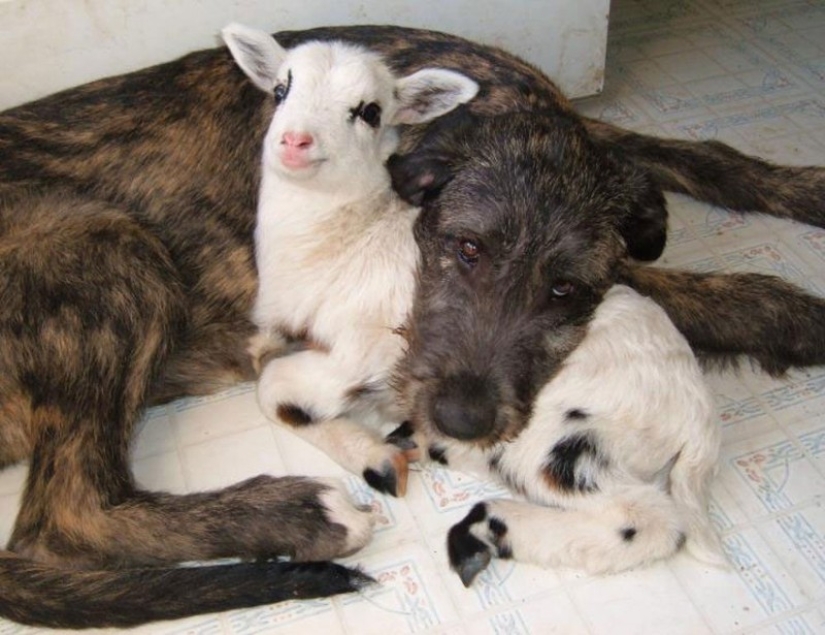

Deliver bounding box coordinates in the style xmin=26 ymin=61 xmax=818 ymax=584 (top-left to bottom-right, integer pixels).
xmin=3 ymin=0 xmax=825 ymax=633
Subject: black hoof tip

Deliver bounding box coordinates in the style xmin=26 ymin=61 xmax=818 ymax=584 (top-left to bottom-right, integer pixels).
xmin=363 ymin=462 xmax=398 ymax=497
xmin=456 ymin=549 xmax=492 ymax=588
xmin=385 ymin=421 xmax=417 ymax=451
xmin=428 ymin=445 xmax=449 ymax=465
xmin=447 ymin=503 xmax=492 ymax=588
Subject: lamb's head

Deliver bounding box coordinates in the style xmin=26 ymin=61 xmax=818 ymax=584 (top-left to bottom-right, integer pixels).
xmin=222 ymin=24 xmax=478 ymax=193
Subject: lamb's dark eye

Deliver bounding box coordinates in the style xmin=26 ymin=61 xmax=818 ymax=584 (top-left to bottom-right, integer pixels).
xmin=457 ymin=239 xmax=480 ymax=266
xmin=273 ymin=70 xmax=292 ymax=105
xmin=351 ymin=101 xmax=382 ymax=128
xmin=550 ymin=281 xmax=575 ymax=298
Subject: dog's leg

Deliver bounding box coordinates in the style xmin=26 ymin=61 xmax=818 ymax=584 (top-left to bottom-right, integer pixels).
xmin=258 ymin=349 xmax=409 ymax=496
xmin=583 ymin=117 xmax=825 ymax=227
xmin=447 ymin=486 xmax=686 ymax=586
xmin=620 ymin=263 xmax=825 ymax=374
xmin=3 ymin=207 xmax=373 ymax=568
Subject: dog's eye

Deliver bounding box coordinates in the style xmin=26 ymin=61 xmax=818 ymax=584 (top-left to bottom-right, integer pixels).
xmin=457 ymin=239 xmax=480 ymax=266
xmin=350 ymin=101 xmax=382 ymax=128
xmin=550 ymin=281 xmax=575 ymax=298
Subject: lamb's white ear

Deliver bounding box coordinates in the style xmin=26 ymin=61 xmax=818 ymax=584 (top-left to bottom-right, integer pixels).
xmin=222 ymin=23 xmax=288 ymax=93
xmin=392 ymin=69 xmax=479 ymax=125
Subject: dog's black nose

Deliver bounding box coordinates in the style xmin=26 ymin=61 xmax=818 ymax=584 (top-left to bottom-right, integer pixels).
xmin=431 ymin=374 xmax=497 ymax=440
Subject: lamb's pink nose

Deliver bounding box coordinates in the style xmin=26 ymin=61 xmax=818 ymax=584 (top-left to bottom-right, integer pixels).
xmin=282 ymin=131 xmax=314 ymax=149
xmin=280 ymin=131 xmax=315 ymax=170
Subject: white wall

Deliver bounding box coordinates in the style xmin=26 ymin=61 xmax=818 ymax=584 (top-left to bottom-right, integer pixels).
xmin=0 ymin=0 xmax=609 ymax=112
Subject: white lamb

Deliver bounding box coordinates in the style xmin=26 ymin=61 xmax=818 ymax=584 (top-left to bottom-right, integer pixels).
xmin=222 ymin=24 xmax=478 ymax=496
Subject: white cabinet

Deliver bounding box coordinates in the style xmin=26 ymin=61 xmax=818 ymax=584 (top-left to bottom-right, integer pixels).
xmin=0 ymin=0 xmax=609 ymax=111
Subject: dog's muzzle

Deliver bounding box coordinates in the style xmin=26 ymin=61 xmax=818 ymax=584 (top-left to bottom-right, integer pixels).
xmin=430 ymin=373 xmax=498 ymax=441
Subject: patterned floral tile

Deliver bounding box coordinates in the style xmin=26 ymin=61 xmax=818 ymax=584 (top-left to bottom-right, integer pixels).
xmin=670 ymin=526 xmax=810 ymax=633
xmin=461 ymin=592 xmax=591 ymax=635
xmin=224 ymin=598 xmax=342 ymax=635
xmin=756 ymin=507 xmax=825 ymax=601
xmin=337 ymin=543 xmax=461 ymax=634
xmin=568 ymin=563 xmax=711 ymax=634
xmin=719 ymin=430 xmax=825 ymax=517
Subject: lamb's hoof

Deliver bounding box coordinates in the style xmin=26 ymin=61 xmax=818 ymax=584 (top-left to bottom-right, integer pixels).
xmin=384 ymin=421 xmax=424 ymax=462
xmin=455 ymin=547 xmax=491 ymax=588
xmin=447 ymin=502 xmax=493 ymax=587
xmin=385 ymin=421 xmax=417 ymax=451
xmin=427 ymin=444 xmax=449 ymax=465
xmin=363 ymin=451 xmax=409 ymax=497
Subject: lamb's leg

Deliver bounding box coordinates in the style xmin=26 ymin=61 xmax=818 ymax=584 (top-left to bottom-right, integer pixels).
xmin=258 ymin=349 xmax=409 ymax=495
xmin=447 ymin=486 xmax=686 ymax=586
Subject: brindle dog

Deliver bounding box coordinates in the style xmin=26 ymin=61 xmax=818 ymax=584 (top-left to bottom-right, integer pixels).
xmin=388 ymin=108 xmax=825 ymax=444
xmin=1 ymin=25 xmax=825 ymax=629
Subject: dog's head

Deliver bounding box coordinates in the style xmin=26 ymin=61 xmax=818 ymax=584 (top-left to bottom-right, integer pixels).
xmin=388 ymin=110 xmax=667 ymax=445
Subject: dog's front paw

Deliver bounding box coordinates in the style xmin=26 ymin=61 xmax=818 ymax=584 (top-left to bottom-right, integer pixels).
xmin=447 ymin=502 xmax=511 ymax=587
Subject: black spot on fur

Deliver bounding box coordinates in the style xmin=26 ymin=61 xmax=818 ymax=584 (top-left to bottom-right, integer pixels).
xmin=621 ymin=527 xmax=637 ymax=542
xmin=487 ymin=517 xmax=512 ymax=559
xmin=565 ymin=408 xmax=588 ymax=421
xmin=276 ymin=404 xmax=314 ymax=427
xmin=463 ymin=502 xmax=488 ymax=525
xmin=544 ymin=433 xmax=599 ymax=491
xmin=428 ymin=445 xmax=448 ymax=465
xmin=676 ymin=532 xmax=687 ymax=550
xmin=496 ymin=543 xmax=513 ymax=560
xmin=488 ymin=516 xmax=507 ymax=539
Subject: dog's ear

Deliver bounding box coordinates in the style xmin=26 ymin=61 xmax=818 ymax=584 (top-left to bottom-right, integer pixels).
xmin=387 ymin=152 xmax=455 ymax=206
xmin=618 ymin=176 xmax=668 ymax=261
xmin=605 ymin=155 xmax=668 ymax=261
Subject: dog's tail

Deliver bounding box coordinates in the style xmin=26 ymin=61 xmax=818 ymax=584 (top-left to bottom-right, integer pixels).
xmin=582 ymin=117 xmax=825 ymax=228
xmin=619 ymin=263 xmax=825 ymax=375
xmin=0 ymin=552 xmax=373 ymax=629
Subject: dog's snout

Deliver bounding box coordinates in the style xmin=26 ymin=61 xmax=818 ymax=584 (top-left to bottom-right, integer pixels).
xmin=431 ymin=373 xmax=497 ymax=440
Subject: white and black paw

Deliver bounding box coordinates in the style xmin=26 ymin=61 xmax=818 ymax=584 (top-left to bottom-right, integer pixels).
xmin=447 ymin=502 xmax=511 ymax=587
